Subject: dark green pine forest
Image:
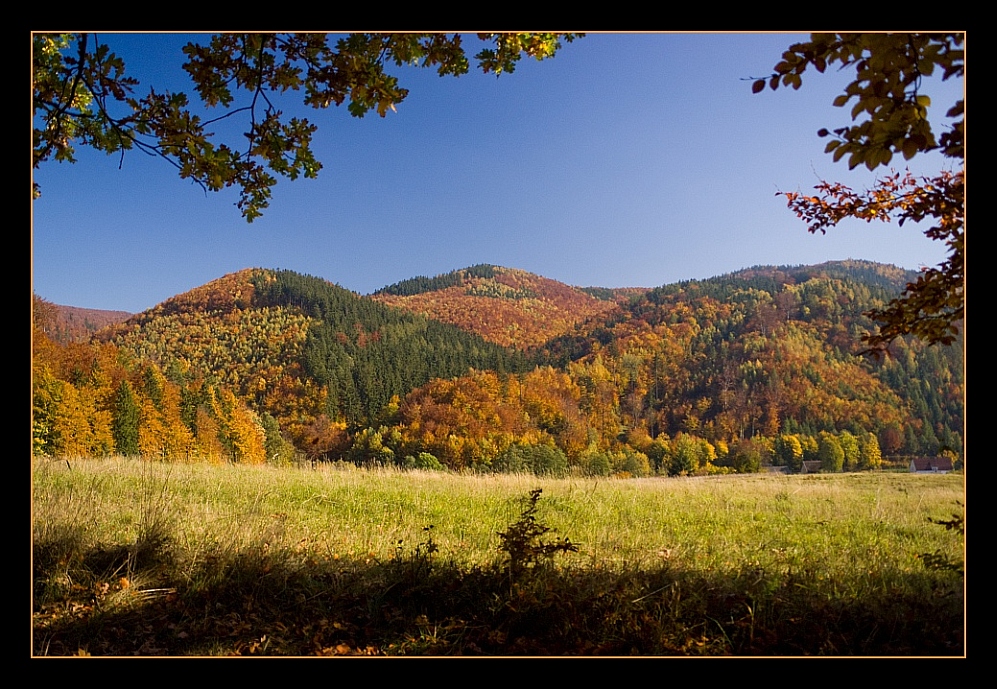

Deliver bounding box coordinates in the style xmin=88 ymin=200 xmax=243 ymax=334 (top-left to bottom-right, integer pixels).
xmin=251 ymin=269 xmax=531 ymax=425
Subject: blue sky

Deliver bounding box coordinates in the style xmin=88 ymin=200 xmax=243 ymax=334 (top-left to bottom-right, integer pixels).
xmin=31 ymin=33 xmax=964 ymax=313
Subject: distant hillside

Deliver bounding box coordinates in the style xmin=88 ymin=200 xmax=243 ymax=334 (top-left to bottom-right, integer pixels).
xmin=371 ymin=265 xmax=633 ymax=349
xmin=44 ymin=303 xmax=133 ymax=344
xmin=721 ymin=260 xmax=916 ymax=292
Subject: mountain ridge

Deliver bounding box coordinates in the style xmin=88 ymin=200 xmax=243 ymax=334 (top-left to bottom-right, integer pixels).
xmin=42 ymin=258 xmax=916 ymax=319
xmin=68 ymin=259 xmax=919 ymax=351
xmin=33 ymin=258 xmax=962 ymax=468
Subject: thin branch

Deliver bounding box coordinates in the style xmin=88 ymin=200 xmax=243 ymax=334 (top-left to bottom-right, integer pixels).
xmin=201 ymin=104 xmax=254 ymax=127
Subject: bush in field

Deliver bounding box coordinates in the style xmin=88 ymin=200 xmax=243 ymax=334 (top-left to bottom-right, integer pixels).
xmin=347 ymin=427 xmax=398 ymax=467
xmin=403 ymin=452 xmax=445 ymax=472
xmin=612 ymin=448 xmax=651 ymax=478
xmin=581 ymin=448 xmax=613 ymax=477
xmin=524 ymin=443 xmax=569 ymax=477
xmin=492 ymin=445 xmax=529 ymax=474
xmin=668 ymin=434 xmax=714 ymax=476
xmin=494 ymin=443 xmax=569 ymax=477
xmin=643 ymin=439 xmax=669 ymax=474
xmin=496 ymin=488 xmax=578 ymax=578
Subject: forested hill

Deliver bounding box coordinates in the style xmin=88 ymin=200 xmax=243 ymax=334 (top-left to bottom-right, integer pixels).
xmin=41 ymin=259 xmax=961 ymax=468
xmin=374 ymin=264 xmax=501 ymax=296
xmin=370 ymin=264 xmax=636 ymax=349
xmin=710 ymin=260 xmax=915 ymax=293
xmin=100 ymin=268 xmax=530 ymax=435
xmin=251 ymin=269 xmax=531 ymax=422
xmin=532 ymin=259 xmax=962 ymax=457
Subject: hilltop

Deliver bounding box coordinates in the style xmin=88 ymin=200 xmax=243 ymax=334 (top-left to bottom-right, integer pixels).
xmin=370 ymin=264 xmax=645 ymax=349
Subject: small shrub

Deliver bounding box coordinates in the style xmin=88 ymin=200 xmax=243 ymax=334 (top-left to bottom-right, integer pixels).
xmin=528 ymin=445 xmax=569 ymax=477
xmin=582 ymin=450 xmax=612 ymax=477
xmin=918 ymin=502 xmax=964 ymax=576
xmin=492 ymin=445 xmax=529 ymax=474
xmin=723 ymin=439 xmax=763 ymax=473
xmin=391 ymin=525 xmax=440 ymax=581
xmin=496 ymin=488 xmax=578 ymax=578
xmin=617 ymin=449 xmax=651 ymax=477
xmin=405 ymin=452 xmax=445 ymax=472
xmin=494 ymin=443 xmax=568 ymax=477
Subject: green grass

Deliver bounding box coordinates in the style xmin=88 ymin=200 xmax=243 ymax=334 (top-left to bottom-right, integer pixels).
xmin=32 ymin=458 xmax=964 ymax=656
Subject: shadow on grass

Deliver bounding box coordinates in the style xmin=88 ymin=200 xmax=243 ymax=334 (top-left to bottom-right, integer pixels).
xmin=33 ymin=533 xmax=963 ymax=657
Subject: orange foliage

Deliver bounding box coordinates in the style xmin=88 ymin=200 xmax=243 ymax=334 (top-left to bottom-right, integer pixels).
xmin=372 ymin=267 xmax=621 ymax=348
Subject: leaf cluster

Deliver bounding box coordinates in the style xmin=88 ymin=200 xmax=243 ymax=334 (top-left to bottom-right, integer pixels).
xmin=754 ymin=33 xmax=962 ymax=170
xmin=782 ymin=171 xmax=963 ymax=351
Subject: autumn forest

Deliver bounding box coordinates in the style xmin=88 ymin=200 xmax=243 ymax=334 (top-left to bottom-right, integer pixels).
xmin=32 ymin=261 xmax=964 ymax=476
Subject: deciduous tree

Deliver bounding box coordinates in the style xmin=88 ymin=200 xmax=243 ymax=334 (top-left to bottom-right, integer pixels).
xmin=858 ymin=431 xmax=883 ymax=470
xmin=817 ymin=431 xmax=845 ymax=473
xmin=50 ymin=381 xmax=93 ymax=458
xmin=112 ymin=379 xmax=140 ymax=456
xmin=774 ymin=433 xmax=804 ymax=471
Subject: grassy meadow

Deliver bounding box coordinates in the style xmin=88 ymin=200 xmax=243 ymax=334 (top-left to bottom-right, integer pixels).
xmin=32 ymin=458 xmax=964 ymax=656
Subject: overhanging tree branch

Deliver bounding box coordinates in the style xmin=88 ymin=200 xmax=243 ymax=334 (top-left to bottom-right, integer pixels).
xmin=758 ymin=33 xmax=964 ymax=352
xmin=33 ymin=32 xmax=582 ymax=221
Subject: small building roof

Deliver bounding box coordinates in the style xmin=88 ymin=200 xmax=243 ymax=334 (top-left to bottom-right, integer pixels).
xmin=909 ymin=457 xmax=954 ymax=472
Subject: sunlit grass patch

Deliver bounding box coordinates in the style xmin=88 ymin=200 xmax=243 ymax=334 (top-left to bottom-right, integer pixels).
xmin=32 ymin=459 xmax=963 ymax=656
